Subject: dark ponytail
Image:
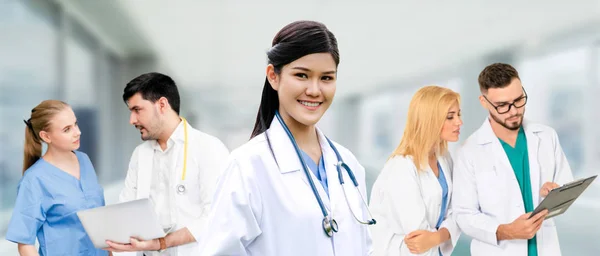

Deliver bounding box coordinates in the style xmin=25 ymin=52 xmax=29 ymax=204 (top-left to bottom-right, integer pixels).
xmin=251 ymin=78 xmax=280 ymax=138
xmin=250 ymin=20 xmax=340 ymax=138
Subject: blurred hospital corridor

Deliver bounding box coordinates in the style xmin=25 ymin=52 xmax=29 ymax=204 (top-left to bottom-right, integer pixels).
xmin=1 ymin=0 xmax=600 ymax=255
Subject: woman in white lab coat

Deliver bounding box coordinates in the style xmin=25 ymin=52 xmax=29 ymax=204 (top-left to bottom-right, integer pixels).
xmin=198 ymin=20 xmax=374 ymax=256
xmin=369 ymin=86 xmax=463 ymax=256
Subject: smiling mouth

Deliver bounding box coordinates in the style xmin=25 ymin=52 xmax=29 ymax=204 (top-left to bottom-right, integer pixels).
xmin=298 ymin=100 xmax=322 ymax=108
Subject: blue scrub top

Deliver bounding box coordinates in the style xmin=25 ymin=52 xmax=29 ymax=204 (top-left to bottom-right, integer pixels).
xmin=6 ymin=151 xmax=108 ymax=256
xmin=300 ymin=150 xmax=329 ymax=196
xmin=435 ymin=162 xmax=449 ymax=256
xmin=435 ymin=162 xmax=448 ymax=229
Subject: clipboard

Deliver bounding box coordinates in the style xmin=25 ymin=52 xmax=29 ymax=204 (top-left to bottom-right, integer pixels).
xmin=529 ymin=175 xmax=597 ymax=219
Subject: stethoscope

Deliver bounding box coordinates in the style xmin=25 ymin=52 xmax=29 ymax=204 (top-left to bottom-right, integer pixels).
xmin=175 ymin=117 xmax=189 ymax=195
xmin=155 ymin=118 xmax=188 ymax=234
xmin=274 ymin=111 xmax=376 ymax=237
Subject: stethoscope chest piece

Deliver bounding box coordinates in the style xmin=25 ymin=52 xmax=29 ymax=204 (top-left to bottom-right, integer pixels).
xmin=322 ymin=216 xmax=338 ymax=237
xmin=274 ymin=110 xmax=377 ymax=236
xmin=176 ymin=184 xmax=186 ymax=195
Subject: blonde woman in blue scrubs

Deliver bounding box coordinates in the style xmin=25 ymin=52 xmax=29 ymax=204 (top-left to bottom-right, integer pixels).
xmin=369 ymin=86 xmax=463 ymax=256
xmin=5 ymin=100 xmax=109 ymax=256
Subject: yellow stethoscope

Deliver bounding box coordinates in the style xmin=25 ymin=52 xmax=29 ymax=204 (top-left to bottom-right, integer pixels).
xmin=176 ymin=117 xmax=189 ymax=195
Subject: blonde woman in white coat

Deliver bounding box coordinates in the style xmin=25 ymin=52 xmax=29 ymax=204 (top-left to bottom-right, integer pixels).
xmin=369 ymin=85 xmax=463 ymax=256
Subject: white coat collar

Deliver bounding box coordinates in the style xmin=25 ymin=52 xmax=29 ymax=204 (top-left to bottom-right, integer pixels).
xmin=149 ymin=119 xmax=188 ymax=150
xmin=474 ymin=116 xmax=543 ymax=209
xmin=267 ymin=115 xmax=334 ymax=174
xmin=267 ymin=115 xmax=343 ymax=212
xmin=170 ymin=119 xmax=188 ymax=142
xmin=137 ymin=119 xmax=189 ymax=199
xmin=475 ymin=117 xmax=544 ymax=145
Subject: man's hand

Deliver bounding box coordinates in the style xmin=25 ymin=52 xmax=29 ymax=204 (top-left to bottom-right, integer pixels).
xmin=404 ymin=230 xmax=441 ymax=254
xmin=540 ymin=182 xmax=560 ymax=197
xmin=105 ymin=237 xmax=160 ymax=252
xmin=497 ymin=209 xmax=548 ymax=241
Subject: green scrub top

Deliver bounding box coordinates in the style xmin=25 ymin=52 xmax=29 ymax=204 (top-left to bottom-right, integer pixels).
xmin=499 ymin=127 xmax=537 ymax=256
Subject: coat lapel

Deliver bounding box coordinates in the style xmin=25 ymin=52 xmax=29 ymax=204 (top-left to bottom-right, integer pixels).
xmin=476 ymin=118 xmax=524 ymax=211
xmin=317 ymin=128 xmax=338 ymax=213
xmin=137 ymin=144 xmax=153 ymax=199
xmin=170 ymin=121 xmax=186 ymax=188
xmin=268 ymin=117 xmax=332 ymax=210
xmin=524 ymin=121 xmax=542 ymax=205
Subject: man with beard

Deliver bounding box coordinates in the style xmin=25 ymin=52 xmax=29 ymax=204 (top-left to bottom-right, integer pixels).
xmin=106 ymin=72 xmax=229 ymax=256
xmin=452 ymin=63 xmax=573 ymax=256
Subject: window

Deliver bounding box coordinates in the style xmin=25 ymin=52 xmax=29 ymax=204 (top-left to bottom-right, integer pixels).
xmin=65 ymin=18 xmax=100 ymax=171
xmin=517 ymin=47 xmax=589 ymax=175
xmin=517 ymin=46 xmax=597 ymax=256
xmin=358 ymin=91 xmax=398 ymax=169
xmin=0 ymin=0 xmax=59 ymax=235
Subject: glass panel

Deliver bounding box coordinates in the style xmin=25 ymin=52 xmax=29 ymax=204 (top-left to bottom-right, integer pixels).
xmin=64 ymin=18 xmax=100 ymax=170
xmin=0 ymin=0 xmax=59 ymax=236
xmin=517 ymin=47 xmax=588 ymax=175
xmin=517 ymin=47 xmax=595 ymax=256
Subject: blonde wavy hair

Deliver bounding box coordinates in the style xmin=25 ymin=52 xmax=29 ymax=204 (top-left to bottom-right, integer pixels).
xmin=390 ymin=85 xmax=461 ymax=171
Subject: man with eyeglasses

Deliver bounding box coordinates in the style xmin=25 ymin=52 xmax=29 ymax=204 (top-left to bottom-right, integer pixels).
xmin=452 ymin=63 xmax=573 ymax=256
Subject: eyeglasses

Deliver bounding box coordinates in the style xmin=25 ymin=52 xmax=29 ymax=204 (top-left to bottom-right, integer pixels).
xmin=482 ymin=87 xmax=528 ymax=114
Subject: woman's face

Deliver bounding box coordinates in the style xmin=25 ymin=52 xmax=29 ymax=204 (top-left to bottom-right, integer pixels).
xmin=267 ymin=53 xmax=337 ymax=129
xmin=440 ymin=103 xmax=462 ymax=142
xmin=39 ymin=107 xmax=81 ymax=152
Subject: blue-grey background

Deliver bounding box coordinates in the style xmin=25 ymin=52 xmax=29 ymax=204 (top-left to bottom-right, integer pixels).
xmin=1 ymin=0 xmax=599 ymax=254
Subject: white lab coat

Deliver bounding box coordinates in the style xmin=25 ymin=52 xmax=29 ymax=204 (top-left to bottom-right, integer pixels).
xmin=198 ymin=116 xmax=373 ymax=256
xmin=369 ymin=154 xmax=460 ymax=256
xmin=117 ymin=121 xmax=229 ymax=256
xmin=452 ymin=118 xmax=573 ymax=256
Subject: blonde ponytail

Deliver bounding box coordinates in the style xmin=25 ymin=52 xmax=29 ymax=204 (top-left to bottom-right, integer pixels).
xmin=22 ymin=121 xmax=43 ymax=173
xmin=22 ymin=100 xmax=69 ymax=174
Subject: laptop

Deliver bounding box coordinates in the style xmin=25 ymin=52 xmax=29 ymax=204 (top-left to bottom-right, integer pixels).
xmin=77 ymin=198 xmax=166 ymax=249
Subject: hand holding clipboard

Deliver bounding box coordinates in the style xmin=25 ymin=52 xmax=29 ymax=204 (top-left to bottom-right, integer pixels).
xmin=529 ymin=175 xmax=597 ymax=220
xmin=498 ymin=175 xmax=596 ymax=241
xmin=540 ymin=182 xmax=561 ymax=197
